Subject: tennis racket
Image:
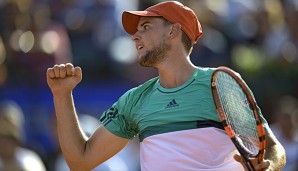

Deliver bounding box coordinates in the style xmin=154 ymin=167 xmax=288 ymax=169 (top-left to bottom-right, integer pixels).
xmin=211 ymin=66 xmax=266 ymax=171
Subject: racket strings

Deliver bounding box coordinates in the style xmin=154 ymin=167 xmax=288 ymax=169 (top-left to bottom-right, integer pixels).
xmin=216 ymin=72 xmax=259 ymax=155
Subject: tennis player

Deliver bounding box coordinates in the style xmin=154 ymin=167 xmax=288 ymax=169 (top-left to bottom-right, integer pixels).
xmin=46 ymin=1 xmax=286 ymax=171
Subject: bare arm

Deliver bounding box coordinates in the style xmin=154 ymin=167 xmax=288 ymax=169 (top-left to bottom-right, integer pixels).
xmin=234 ymin=126 xmax=286 ymax=171
xmin=262 ymin=126 xmax=286 ymax=171
xmin=47 ymin=63 xmax=129 ymax=171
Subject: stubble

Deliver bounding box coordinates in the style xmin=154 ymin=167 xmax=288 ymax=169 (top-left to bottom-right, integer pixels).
xmin=138 ymin=40 xmax=171 ymax=67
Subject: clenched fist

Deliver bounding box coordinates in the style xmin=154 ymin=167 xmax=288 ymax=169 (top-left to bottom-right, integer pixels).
xmin=46 ymin=63 xmax=82 ymax=95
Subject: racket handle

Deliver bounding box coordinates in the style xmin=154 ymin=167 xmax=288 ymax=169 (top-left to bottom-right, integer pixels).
xmin=243 ymin=156 xmax=256 ymax=171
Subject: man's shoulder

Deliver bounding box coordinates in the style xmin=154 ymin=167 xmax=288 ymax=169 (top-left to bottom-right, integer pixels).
xmin=194 ymin=66 xmax=217 ymax=79
xmin=123 ymin=77 xmax=158 ymax=99
xmin=132 ymin=77 xmax=158 ymax=93
xmin=197 ymin=66 xmax=217 ymax=72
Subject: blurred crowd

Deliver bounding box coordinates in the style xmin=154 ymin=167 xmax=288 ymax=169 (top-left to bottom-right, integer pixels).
xmin=0 ymin=0 xmax=297 ymax=170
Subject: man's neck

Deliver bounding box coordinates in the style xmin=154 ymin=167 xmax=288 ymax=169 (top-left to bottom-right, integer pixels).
xmin=157 ymin=56 xmax=197 ymax=88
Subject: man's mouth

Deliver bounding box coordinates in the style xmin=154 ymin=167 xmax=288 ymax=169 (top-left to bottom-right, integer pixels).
xmin=136 ymin=44 xmax=144 ymax=50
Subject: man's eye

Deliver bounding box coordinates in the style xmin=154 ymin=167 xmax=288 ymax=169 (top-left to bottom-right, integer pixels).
xmin=144 ymin=25 xmax=149 ymax=30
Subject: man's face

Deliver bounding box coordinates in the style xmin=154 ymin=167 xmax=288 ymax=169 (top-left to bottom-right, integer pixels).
xmin=133 ymin=17 xmax=172 ymax=67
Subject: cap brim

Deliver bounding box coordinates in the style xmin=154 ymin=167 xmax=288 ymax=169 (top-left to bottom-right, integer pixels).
xmin=122 ymin=11 xmax=161 ymax=35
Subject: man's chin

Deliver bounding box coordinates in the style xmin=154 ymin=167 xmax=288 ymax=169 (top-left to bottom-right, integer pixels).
xmin=138 ymin=59 xmax=152 ymax=67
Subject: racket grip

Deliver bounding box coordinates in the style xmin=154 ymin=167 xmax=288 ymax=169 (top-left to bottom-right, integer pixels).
xmin=240 ymin=156 xmax=255 ymax=171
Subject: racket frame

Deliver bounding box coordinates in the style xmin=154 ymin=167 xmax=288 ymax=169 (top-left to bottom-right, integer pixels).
xmin=211 ymin=66 xmax=266 ymax=171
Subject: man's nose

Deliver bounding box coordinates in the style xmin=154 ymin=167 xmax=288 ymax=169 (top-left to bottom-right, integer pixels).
xmin=131 ymin=32 xmax=141 ymax=42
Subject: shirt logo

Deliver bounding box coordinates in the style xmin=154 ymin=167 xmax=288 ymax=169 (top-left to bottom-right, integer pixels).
xmin=166 ymin=99 xmax=179 ymax=108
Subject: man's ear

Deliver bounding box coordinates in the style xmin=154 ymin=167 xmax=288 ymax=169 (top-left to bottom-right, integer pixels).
xmin=169 ymin=23 xmax=182 ymax=38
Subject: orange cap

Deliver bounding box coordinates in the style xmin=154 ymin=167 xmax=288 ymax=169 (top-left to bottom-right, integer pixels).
xmin=122 ymin=1 xmax=203 ymax=45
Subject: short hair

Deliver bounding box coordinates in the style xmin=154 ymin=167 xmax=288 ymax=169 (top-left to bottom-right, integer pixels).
xmin=181 ymin=31 xmax=193 ymax=55
xmin=160 ymin=17 xmax=193 ymax=54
